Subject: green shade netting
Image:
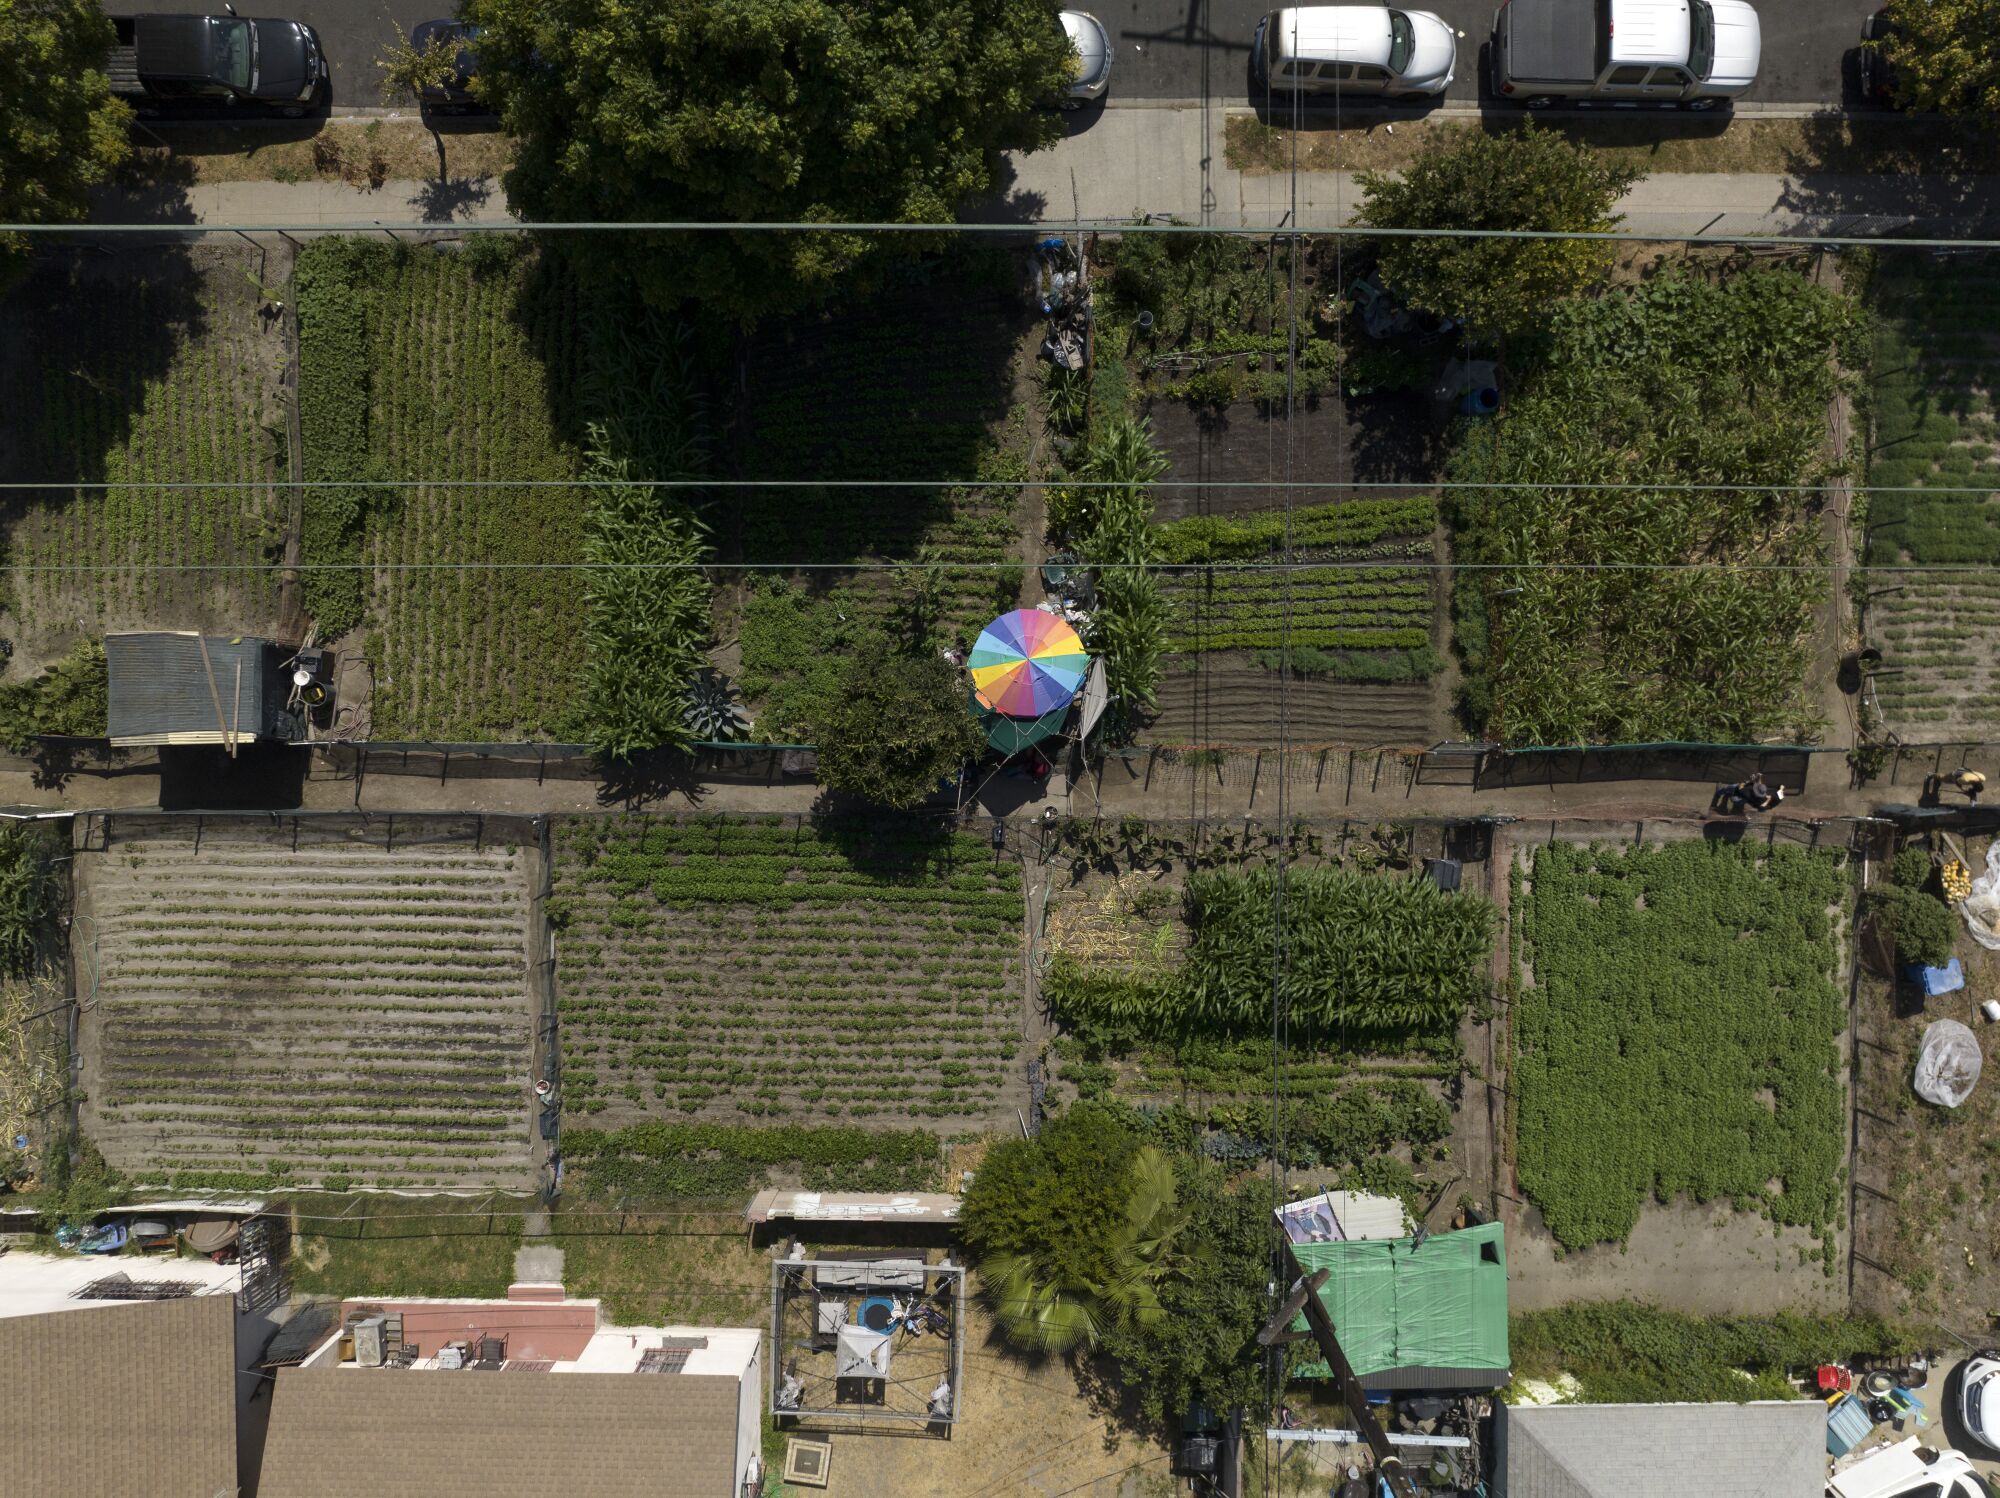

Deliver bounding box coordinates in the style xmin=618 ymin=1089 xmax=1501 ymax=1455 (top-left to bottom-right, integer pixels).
xmin=1289 ymin=1222 xmax=1509 ymax=1382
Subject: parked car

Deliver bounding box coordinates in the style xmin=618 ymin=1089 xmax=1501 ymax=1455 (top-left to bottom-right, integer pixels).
xmin=1251 ymin=6 xmax=1457 ymax=98
xmin=410 ymin=19 xmax=483 ymax=112
xmin=1490 ymin=0 xmax=1760 ymax=110
xmin=1859 ymin=8 xmax=1901 ymax=108
xmin=1829 ymin=1437 xmax=1994 ymax=1498
xmin=1961 ymin=1352 xmax=2000 ymax=1458
xmin=1060 ymin=10 xmax=1112 ymax=105
xmin=107 ymin=9 xmax=324 ymax=114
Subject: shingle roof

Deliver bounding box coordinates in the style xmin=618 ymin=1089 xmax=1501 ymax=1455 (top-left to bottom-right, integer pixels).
xmin=1499 ymin=1401 xmax=1827 ymax=1498
xmin=258 ymin=1368 xmax=743 ymax=1498
xmin=0 ymin=1294 xmax=238 ymax=1498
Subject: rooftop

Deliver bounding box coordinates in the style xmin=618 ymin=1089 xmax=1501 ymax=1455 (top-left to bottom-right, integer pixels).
xmin=0 ymin=1293 xmax=238 ymax=1498
xmin=1498 ymin=1400 xmax=1826 ymax=1498
xmin=0 ymin=1249 xmax=240 ymax=1321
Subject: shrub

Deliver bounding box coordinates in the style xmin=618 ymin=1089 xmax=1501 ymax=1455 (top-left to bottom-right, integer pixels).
xmin=1511 ymin=1301 xmax=1921 ymax=1403
xmin=0 ymin=640 xmax=107 ymax=749
xmin=1890 ymin=845 xmax=1936 ymax=892
xmin=1867 ymin=883 xmax=1956 ymax=967
xmin=814 ymin=642 xmax=982 ymax=809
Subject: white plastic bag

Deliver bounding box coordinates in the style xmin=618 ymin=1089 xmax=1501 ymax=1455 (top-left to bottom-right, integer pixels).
xmin=1915 ymin=1019 xmax=1984 ymax=1108
xmin=1962 ymin=845 xmax=2000 ymax=951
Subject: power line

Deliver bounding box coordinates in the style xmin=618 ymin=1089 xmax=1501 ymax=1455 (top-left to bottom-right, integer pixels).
xmin=2 ymin=477 xmax=1983 ymax=492
xmin=11 ymin=219 xmax=2000 ymax=250
xmin=0 ymin=558 xmax=1980 ymax=574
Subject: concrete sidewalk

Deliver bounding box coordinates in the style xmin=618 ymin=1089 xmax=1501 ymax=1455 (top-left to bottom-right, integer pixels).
xmin=88 ymin=104 xmax=2000 ymax=237
xmin=994 ymin=107 xmax=2000 ymax=235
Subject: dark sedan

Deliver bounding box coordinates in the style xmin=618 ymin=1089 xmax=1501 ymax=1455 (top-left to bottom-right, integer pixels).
xmin=411 ymin=18 xmax=481 ymax=111
xmin=1860 ymin=8 xmax=1900 ymax=107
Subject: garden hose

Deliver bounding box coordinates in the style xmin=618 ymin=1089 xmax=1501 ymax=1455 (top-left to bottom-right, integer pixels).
xmin=71 ymin=913 xmax=99 ymax=1011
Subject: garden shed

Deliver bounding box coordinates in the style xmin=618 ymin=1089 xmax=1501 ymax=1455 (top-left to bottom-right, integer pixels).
xmin=1291 ymin=1222 xmax=1509 ymax=1389
xmin=105 ymin=630 xmax=291 ymax=747
xmin=1496 ymin=1400 xmax=1824 ymax=1497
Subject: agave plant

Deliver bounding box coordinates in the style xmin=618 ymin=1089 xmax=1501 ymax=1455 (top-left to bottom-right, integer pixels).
xmin=681 ymin=668 xmax=752 ymax=743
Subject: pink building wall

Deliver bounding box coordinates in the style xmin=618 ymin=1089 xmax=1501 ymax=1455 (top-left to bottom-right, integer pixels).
xmin=338 ymin=1296 xmax=599 ymax=1361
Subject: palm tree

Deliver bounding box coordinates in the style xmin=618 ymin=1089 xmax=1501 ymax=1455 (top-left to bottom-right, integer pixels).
xmin=983 ymin=1145 xmax=1188 ymax=1354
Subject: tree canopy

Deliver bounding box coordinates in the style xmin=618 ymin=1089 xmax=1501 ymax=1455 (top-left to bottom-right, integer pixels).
xmin=464 ymin=0 xmax=1075 ymax=322
xmin=1874 ymin=0 xmax=2000 ymax=120
xmin=812 ymin=640 xmax=981 ymax=809
xmin=0 ymin=0 xmax=131 ymax=287
xmin=1354 ymin=122 xmax=1642 ymax=337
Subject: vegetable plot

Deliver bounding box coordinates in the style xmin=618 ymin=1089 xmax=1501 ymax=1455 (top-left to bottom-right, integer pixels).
xmin=4 ymin=245 xmax=288 ymax=659
xmin=1155 ymin=498 xmax=1442 ymax=675
xmin=294 ymin=239 xmax=591 ymax=740
xmin=1863 ymin=251 xmax=2000 ymax=738
xmin=1513 ymin=840 xmax=1848 ymax=1256
xmin=78 ymin=823 xmax=536 ymax=1190
xmin=550 ymin=816 xmax=1026 ymax=1127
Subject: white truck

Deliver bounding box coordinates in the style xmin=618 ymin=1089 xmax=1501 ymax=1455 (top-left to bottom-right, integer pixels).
xmin=1490 ymin=0 xmax=1761 ymax=109
xmin=1828 ymin=1438 xmax=1995 ymax=1498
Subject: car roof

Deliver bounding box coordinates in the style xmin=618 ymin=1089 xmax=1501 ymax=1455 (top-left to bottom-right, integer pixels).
xmin=1608 ymin=0 xmax=1692 ymax=66
xmin=1267 ymin=7 xmax=1395 ymax=66
xmin=1060 ymin=12 xmax=1109 ymax=73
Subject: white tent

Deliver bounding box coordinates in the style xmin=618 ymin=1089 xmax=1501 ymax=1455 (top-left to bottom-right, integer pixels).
xmin=835 ymin=1325 xmax=892 ymax=1379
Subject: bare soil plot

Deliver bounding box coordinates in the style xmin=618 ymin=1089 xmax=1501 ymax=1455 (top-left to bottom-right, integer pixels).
xmin=76 ymin=816 xmax=537 ymax=1189
xmin=1150 ymin=655 xmax=1444 ymax=748
xmin=550 ymin=816 xmax=1028 ymax=1130
xmin=0 ymin=243 xmax=291 ymax=673
xmin=1851 ymin=829 xmax=2000 ymax=1324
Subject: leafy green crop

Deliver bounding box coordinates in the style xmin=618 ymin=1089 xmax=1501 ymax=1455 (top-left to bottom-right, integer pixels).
xmin=1047 ymin=867 xmax=1494 ymax=1042
xmin=1515 ymin=841 xmax=1848 ymax=1252
xmin=1450 ymin=267 xmax=1858 ymax=745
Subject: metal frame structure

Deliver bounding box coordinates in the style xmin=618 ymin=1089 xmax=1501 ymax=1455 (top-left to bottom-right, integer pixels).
xmin=770 ymin=1254 xmax=966 ymax=1429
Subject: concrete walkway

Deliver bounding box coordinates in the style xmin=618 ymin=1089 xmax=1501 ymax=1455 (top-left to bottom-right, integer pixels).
xmin=88 ymin=104 xmax=2000 ymax=237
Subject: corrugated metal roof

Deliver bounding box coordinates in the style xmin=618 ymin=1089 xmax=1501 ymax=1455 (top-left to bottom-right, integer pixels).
xmin=105 ymin=631 xmax=280 ymax=747
xmin=1499 ymin=1401 xmax=1825 ymax=1498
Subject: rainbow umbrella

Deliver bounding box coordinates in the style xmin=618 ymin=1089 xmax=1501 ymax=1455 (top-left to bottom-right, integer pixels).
xmin=968 ymin=610 xmax=1089 ymax=718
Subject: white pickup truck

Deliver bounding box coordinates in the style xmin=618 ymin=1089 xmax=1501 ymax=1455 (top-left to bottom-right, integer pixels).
xmin=1490 ymin=0 xmax=1761 ymax=109
xmin=1829 ymin=1438 xmax=1995 ymax=1498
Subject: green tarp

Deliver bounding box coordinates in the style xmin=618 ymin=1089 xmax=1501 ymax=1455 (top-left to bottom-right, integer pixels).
xmin=969 ymin=691 xmax=1071 ymax=755
xmin=1289 ymin=1222 xmax=1509 ymax=1389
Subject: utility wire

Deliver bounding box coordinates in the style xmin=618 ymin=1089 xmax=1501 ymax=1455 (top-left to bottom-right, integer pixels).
xmin=0 ymin=551 xmax=1948 ymax=574
xmin=0 ymin=477 xmax=1982 ymax=493
xmin=11 ymin=220 xmax=2000 ymax=250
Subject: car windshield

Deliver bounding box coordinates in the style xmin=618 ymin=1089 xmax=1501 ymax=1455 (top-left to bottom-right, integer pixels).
xmin=208 ymin=16 xmax=252 ymax=89
xmin=1688 ymin=0 xmax=1715 ymax=78
xmin=1387 ymin=10 xmax=1415 ymax=72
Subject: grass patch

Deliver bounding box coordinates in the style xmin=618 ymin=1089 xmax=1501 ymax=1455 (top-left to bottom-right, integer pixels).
xmin=1514 ymin=841 xmax=1848 ymax=1257
xmin=1510 ymin=1300 xmax=1920 ymax=1403
xmin=1226 ymin=113 xmax=2000 ymax=178
xmin=284 ymin=1192 xmax=524 ymax=1300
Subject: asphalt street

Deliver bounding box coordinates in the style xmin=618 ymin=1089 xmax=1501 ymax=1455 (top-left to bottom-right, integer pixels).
xmin=107 ymin=0 xmax=1879 ymax=119
xmin=1077 ymin=0 xmax=1869 ymax=109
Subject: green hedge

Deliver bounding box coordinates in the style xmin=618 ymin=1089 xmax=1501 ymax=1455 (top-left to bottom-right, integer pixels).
xmin=1511 ymin=1301 xmax=1921 ymax=1403
xmin=561 ymin=1122 xmax=943 ymax=1200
